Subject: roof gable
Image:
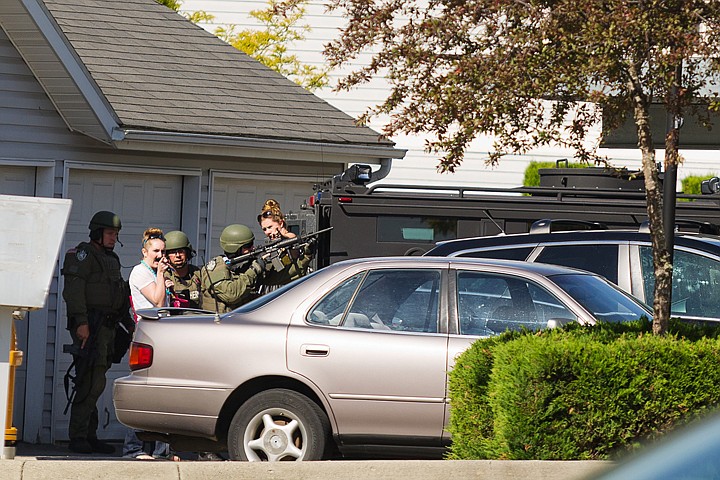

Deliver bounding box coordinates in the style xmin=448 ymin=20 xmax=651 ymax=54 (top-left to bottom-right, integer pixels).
xmin=1 ymin=0 xmax=395 ymax=150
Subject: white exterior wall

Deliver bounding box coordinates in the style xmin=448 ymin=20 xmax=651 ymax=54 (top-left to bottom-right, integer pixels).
xmin=183 ymin=0 xmax=719 ymax=188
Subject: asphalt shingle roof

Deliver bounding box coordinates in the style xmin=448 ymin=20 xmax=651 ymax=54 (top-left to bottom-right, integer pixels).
xmin=41 ymin=0 xmax=392 ymax=146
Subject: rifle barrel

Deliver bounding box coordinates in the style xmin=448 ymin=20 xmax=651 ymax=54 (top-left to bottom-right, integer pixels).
xmin=227 ymin=227 xmax=332 ymax=266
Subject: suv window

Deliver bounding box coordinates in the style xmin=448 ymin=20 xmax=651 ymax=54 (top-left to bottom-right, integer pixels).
xmin=640 ymin=247 xmax=720 ymax=319
xmin=377 ymin=216 xmax=456 ymax=243
xmin=458 ymin=246 xmax=534 ymax=261
xmin=535 ymin=244 xmax=619 ymax=284
xmin=456 ymin=271 xmax=576 ymax=336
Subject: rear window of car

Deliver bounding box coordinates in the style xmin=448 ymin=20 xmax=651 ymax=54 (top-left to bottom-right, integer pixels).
xmin=534 ymin=244 xmax=619 ymax=283
xmin=232 ymin=270 xmax=321 ymax=313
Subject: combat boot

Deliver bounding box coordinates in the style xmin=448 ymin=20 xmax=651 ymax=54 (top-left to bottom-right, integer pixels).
xmin=68 ymin=438 xmax=92 ymax=454
xmin=87 ymin=437 xmax=115 ymax=454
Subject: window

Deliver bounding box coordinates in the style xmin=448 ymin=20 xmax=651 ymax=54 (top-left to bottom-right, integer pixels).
xmin=551 ymin=273 xmax=648 ymax=323
xmin=640 ymin=247 xmax=720 ymax=319
xmin=307 ymin=273 xmax=364 ymax=325
xmin=377 ymin=216 xmax=456 ymax=243
xmin=316 ymin=269 xmax=441 ymax=333
xmin=456 ymin=271 xmax=575 ymax=336
xmin=535 ymin=244 xmax=619 ymax=284
xmin=459 ymin=247 xmax=534 ymax=261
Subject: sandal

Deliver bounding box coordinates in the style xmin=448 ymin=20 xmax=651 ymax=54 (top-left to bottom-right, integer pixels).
xmin=154 ymin=453 xmax=182 ymax=462
xmin=135 ymin=453 xmax=155 ymax=460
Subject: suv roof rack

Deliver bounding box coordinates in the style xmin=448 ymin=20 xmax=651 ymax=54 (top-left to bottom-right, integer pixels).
xmin=529 ymin=219 xmax=609 ymax=234
xmin=638 ymin=219 xmax=720 ymax=235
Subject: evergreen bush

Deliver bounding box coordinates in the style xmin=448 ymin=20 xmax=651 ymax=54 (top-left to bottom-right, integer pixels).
xmin=447 ymin=320 xmax=720 ymax=460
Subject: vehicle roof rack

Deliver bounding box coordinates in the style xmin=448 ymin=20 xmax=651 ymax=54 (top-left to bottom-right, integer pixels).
xmin=638 ymin=219 xmax=720 ymax=235
xmin=530 ymin=219 xmax=609 ymax=234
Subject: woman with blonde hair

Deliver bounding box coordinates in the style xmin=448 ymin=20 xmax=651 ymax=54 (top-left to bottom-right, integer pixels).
xmin=256 ymin=199 xmax=313 ymax=295
xmin=257 ymin=198 xmax=296 ymax=242
xmin=128 ymin=228 xmax=172 ymax=311
xmin=124 ymin=228 xmax=178 ymax=461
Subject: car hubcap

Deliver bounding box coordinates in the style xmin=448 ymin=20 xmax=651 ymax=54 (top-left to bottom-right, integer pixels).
xmin=245 ymin=410 xmax=305 ymax=461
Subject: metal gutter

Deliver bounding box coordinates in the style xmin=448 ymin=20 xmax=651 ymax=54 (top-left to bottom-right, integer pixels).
xmin=112 ymin=129 xmax=407 ymax=160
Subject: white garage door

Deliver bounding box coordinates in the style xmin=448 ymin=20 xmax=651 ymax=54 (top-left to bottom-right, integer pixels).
xmin=0 ymin=165 xmax=36 ymax=441
xmin=54 ymin=169 xmax=183 ymax=442
xmin=209 ymin=176 xmax=315 ymax=258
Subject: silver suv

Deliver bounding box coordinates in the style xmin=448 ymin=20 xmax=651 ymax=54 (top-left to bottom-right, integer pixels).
xmin=426 ymin=224 xmax=720 ymax=323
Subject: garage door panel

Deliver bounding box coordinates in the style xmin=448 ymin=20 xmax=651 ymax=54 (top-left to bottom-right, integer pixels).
xmin=0 ymin=166 xmax=36 ymax=196
xmin=210 ymin=177 xmax=315 ymax=258
xmin=146 ymin=180 xmax=180 ymax=216
xmin=121 ymin=184 xmax=145 ymax=216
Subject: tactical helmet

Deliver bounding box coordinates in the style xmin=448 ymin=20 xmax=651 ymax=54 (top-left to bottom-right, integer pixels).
xmin=88 ymin=211 xmax=122 ymax=231
xmin=220 ymin=224 xmax=254 ymax=254
xmin=165 ymin=230 xmax=193 ymax=252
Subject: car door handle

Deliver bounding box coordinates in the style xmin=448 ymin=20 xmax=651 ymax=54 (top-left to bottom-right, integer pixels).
xmin=301 ymin=344 xmax=330 ymax=357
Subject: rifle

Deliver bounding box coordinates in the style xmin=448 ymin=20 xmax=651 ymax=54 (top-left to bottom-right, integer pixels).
xmin=227 ymin=227 xmax=333 ymax=270
xmin=62 ymin=312 xmax=101 ymax=415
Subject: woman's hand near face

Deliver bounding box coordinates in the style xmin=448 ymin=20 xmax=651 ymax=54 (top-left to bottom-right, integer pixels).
xmin=157 ymin=256 xmax=169 ymax=275
xmin=279 ymin=226 xmax=296 ymax=239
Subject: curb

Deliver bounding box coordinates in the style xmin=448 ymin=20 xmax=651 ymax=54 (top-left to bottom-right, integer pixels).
xmin=0 ymin=459 xmax=612 ymax=480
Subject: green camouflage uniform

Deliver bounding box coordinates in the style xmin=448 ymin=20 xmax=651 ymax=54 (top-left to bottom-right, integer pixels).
xmin=258 ymin=245 xmax=313 ymax=295
xmin=165 ymin=264 xmax=202 ymax=309
xmin=199 ymin=256 xmax=261 ymax=314
xmin=62 ymin=241 xmax=131 ymax=441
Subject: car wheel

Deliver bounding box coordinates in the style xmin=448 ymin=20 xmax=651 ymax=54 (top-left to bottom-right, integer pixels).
xmin=228 ymin=388 xmax=331 ymax=461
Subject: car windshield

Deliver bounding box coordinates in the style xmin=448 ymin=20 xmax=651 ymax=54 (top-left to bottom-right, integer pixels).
xmin=231 ymin=269 xmax=323 ymax=314
xmin=550 ymin=273 xmax=651 ymax=323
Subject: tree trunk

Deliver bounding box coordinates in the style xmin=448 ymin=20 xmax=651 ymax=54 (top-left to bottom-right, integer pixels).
xmin=633 ymin=97 xmax=671 ymax=335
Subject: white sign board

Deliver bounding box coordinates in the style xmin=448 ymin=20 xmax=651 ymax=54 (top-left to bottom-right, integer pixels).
xmin=0 ymin=195 xmax=72 ymax=309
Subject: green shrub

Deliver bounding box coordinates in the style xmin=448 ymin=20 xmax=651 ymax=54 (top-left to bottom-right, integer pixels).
xmin=447 ymin=321 xmax=720 ymax=460
xmin=523 ymin=160 xmax=588 ymax=187
xmin=681 ymin=174 xmax=717 ymax=195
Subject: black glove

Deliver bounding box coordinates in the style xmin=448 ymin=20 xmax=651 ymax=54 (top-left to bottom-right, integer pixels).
xmin=304 ymin=237 xmax=317 ymax=256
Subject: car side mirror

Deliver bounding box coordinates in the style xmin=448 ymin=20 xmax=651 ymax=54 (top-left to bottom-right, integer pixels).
xmin=547 ymin=318 xmax=573 ymax=329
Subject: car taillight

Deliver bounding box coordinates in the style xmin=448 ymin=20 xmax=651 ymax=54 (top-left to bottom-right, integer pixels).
xmin=129 ymin=342 xmax=153 ymax=371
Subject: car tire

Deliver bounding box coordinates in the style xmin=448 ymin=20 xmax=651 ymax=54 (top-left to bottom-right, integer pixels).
xmin=228 ymin=388 xmax=331 ymax=461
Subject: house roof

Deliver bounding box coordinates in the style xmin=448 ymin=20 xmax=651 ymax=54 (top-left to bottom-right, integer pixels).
xmin=0 ymin=0 xmax=400 ymax=156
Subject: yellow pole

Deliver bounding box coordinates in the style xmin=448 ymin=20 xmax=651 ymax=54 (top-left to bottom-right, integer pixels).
xmin=5 ymin=318 xmax=22 ymax=451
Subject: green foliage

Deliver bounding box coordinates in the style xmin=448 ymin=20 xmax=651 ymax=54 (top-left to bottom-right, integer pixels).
xmin=324 ymin=0 xmax=720 ymax=172
xmin=522 ymin=161 xmax=587 ymax=187
xmin=155 ymin=0 xmax=181 ymax=10
xmin=216 ymin=0 xmax=329 ymax=91
xmin=448 ymin=320 xmax=720 ymax=460
xmin=446 ymin=331 xmax=524 ymax=459
xmin=155 ymin=0 xmax=214 ymax=24
xmin=681 ymin=174 xmax=718 ymax=194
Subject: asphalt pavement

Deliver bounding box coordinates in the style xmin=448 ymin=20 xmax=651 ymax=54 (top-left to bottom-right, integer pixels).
xmin=2 ymin=441 xmax=612 ymax=480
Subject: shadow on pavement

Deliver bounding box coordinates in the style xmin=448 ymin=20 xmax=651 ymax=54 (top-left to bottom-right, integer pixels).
xmin=13 ymin=442 xmax=214 ymax=461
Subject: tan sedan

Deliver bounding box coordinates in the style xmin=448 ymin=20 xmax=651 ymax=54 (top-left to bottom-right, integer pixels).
xmin=113 ymin=256 xmax=650 ymax=461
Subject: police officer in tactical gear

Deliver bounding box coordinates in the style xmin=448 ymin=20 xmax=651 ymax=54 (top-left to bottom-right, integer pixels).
xmin=199 ymin=224 xmax=266 ymax=313
xmin=62 ymin=211 xmax=133 ymax=454
xmin=164 ymin=230 xmax=202 ymax=309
